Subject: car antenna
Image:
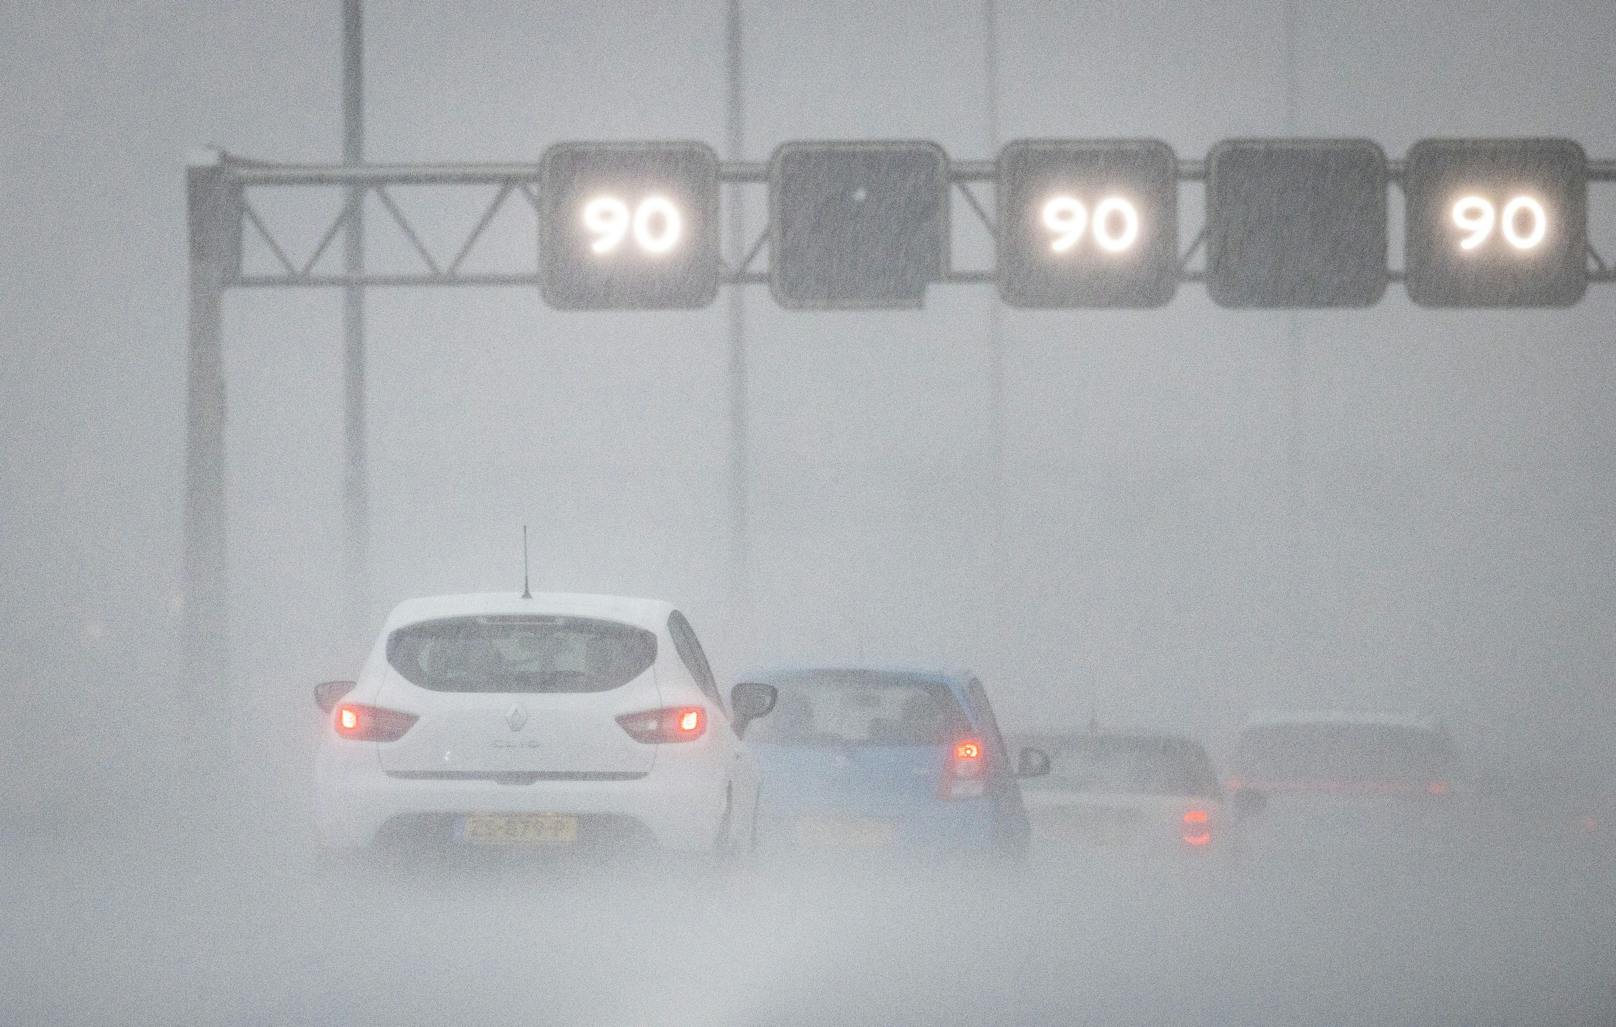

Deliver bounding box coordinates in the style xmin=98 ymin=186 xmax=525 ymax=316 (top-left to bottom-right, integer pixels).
xmin=521 ymin=524 xmax=532 ymax=599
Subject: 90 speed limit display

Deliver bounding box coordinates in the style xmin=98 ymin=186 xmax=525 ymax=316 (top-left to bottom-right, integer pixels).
xmin=530 ymin=136 xmax=1599 ymax=311
xmin=995 ymin=140 xmax=1178 ymax=308
xmin=1403 ymin=138 xmax=1587 ymax=308
xmin=539 ymin=141 xmax=720 ymax=310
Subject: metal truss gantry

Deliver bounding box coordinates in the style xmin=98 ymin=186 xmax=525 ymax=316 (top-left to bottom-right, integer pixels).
xmin=182 ymin=148 xmax=1616 ymax=693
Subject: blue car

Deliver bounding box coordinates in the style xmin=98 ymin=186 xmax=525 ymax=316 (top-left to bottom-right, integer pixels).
xmin=740 ymin=667 xmax=1050 ymax=859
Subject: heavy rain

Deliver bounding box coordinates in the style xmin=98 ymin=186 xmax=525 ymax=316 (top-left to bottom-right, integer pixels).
xmin=3 ymin=3 xmax=1614 ymax=1024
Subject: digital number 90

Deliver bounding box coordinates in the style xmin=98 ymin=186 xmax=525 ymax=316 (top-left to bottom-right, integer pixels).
xmin=1450 ymin=193 xmax=1548 ymax=253
xmin=581 ymin=195 xmax=683 ymax=256
xmin=1040 ymin=194 xmax=1140 ymax=254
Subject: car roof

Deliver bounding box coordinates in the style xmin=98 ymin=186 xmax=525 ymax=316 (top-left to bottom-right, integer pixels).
xmin=743 ymin=665 xmax=978 ymax=702
xmin=1241 ymin=710 xmax=1443 ymax=732
xmin=382 ymin=592 xmax=675 ymax=633
xmin=742 ymin=665 xmax=974 ymax=691
xmin=1016 ymin=731 xmax=1210 ymax=753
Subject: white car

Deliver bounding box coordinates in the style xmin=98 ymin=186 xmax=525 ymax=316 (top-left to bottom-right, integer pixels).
xmin=313 ymin=592 xmax=776 ymax=857
xmin=1013 ymin=731 xmax=1229 ymax=861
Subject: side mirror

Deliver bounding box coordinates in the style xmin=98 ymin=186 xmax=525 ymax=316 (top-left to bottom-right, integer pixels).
xmin=314 ymin=680 xmax=357 ymax=714
xmin=1016 ymin=747 xmax=1052 ymax=779
xmin=729 ymin=682 xmax=778 ymax=737
xmin=1230 ymin=788 xmax=1268 ymax=820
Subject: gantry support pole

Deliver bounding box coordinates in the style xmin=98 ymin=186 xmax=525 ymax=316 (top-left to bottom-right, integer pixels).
xmin=183 ymin=155 xmax=238 ymax=701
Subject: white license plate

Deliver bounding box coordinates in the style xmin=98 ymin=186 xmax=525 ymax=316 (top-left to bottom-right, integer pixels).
xmin=459 ymin=813 xmax=578 ymax=845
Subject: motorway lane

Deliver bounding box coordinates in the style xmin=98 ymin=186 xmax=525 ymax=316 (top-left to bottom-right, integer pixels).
xmin=2 ymin=811 xmax=1611 ymax=1026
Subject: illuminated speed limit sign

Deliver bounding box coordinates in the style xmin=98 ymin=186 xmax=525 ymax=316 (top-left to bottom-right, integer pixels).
xmin=996 ymin=139 xmax=1178 ymax=308
xmin=1403 ymin=139 xmax=1587 ymax=307
xmin=539 ymin=141 xmax=720 ymax=309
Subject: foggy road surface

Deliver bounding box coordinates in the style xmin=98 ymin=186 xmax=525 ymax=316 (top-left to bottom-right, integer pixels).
xmin=3 ymin=809 xmax=1611 ymax=1026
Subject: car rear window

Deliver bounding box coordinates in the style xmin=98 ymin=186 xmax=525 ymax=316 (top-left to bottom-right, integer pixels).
xmin=386 ymin=615 xmax=656 ymax=694
xmin=1235 ymin=723 xmax=1454 ymax=786
xmin=744 ymin=671 xmax=971 ymax=747
xmin=1028 ymin=736 xmax=1218 ymax=798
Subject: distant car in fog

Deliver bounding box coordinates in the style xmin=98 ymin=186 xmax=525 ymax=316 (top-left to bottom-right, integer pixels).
xmin=742 ymin=667 xmax=1050 ymax=859
xmin=1228 ymin=711 xmax=1460 ymax=865
xmin=1012 ymin=730 xmax=1229 ymax=861
xmin=312 ymin=592 xmax=776 ymax=859
xmin=1230 ymin=711 xmax=1456 ymax=798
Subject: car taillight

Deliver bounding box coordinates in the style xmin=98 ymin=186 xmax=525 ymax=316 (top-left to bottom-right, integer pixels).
xmin=616 ymin=706 xmax=707 ymax=744
xmin=1182 ymin=808 xmax=1212 ymax=847
xmin=940 ymin=737 xmax=987 ymax=799
xmin=1426 ymin=780 xmax=1450 ymax=796
xmin=333 ymin=703 xmax=417 ymax=742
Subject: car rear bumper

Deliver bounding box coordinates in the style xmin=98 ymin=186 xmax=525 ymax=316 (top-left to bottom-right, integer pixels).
xmin=754 ymin=799 xmax=1019 ymax=857
xmin=314 ymin=755 xmax=729 ymax=852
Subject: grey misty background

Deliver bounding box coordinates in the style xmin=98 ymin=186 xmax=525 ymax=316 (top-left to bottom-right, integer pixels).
xmin=3 ymin=0 xmax=1616 ymax=816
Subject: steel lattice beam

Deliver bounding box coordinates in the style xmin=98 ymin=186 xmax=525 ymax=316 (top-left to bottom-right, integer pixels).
xmin=181 ymin=143 xmax=1616 ymax=700
xmin=208 ymin=149 xmax=1616 ymax=291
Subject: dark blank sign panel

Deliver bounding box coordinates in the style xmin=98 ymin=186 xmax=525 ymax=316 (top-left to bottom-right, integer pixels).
xmin=770 ymin=141 xmax=948 ymax=309
xmin=540 ymin=141 xmax=720 ymax=309
xmin=1403 ymin=138 xmax=1587 ymax=308
xmin=1207 ymin=139 xmax=1388 ymax=308
xmin=996 ymin=139 xmax=1178 ymax=308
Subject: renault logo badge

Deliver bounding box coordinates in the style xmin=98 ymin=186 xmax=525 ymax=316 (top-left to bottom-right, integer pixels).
xmin=506 ymin=705 xmax=528 ymax=732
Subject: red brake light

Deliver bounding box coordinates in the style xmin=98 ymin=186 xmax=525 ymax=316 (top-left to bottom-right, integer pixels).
xmin=941 ymin=738 xmax=988 ymax=799
xmin=333 ymin=703 xmax=417 ymax=742
xmin=1426 ymin=780 xmax=1450 ymax=796
xmin=1182 ymin=808 xmax=1212 ymax=847
xmin=617 ymin=706 xmax=707 ymax=744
